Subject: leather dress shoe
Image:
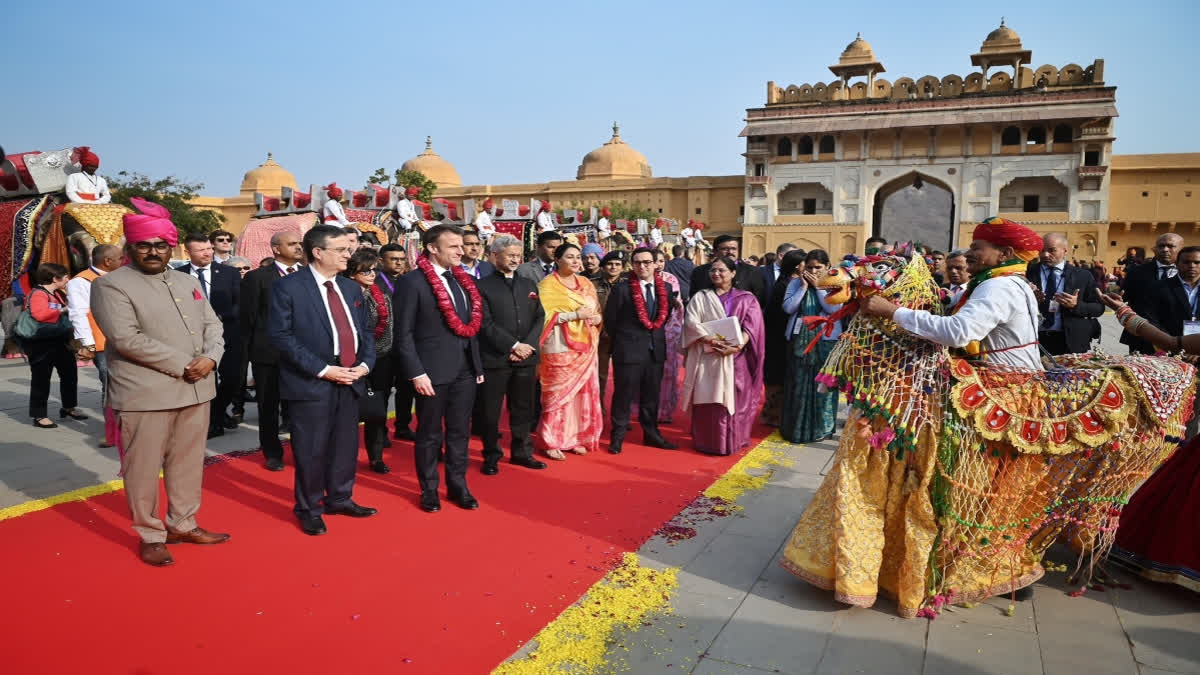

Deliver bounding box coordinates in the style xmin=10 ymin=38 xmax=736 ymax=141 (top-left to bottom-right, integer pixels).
xmin=207 ymin=426 xmax=224 ymax=439
xmin=448 ymin=491 xmax=480 ymax=510
xmin=299 ymin=516 xmax=327 ymax=535
xmin=481 ymin=460 xmax=499 ymax=475
xmin=231 ymin=410 xmax=245 ymax=425
xmin=510 ymin=456 xmax=547 ymax=470
xmin=166 ymin=527 xmax=231 ymax=545
xmin=265 ymin=458 xmax=284 ymax=472
xmin=394 ymin=428 xmax=415 ymax=441
xmin=420 ymin=492 xmax=441 ymax=513
xmin=139 ymin=542 xmax=174 ymax=566
xmin=644 ymin=433 xmax=678 ymax=450
xmin=222 ymin=415 xmax=239 ymax=430
xmin=325 ymin=501 xmax=377 ymax=518
xmin=608 ymin=437 xmax=624 ymax=454
xmin=369 ymin=460 xmax=391 ymax=474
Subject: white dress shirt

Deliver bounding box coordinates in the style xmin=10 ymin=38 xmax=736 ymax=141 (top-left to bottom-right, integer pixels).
xmin=536 ymin=211 xmax=556 ymax=232
xmin=322 ymin=200 xmax=351 ymax=226
xmin=1157 ymin=260 xmax=1178 ymax=281
xmin=309 ymin=266 xmax=365 ymax=377
xmin=275 ymin=261 xmax=301 ymax=276
xmin=946 ymin=282 xmax=966 ymax=307
xmin=598 ymin=217 xmax=611 ymax=236
xmin=1039 ymin=262 xmax=1066 ymax=331
xmin=66 ymin=267 xmax=104 ymax=345
xmin=1183 ymin=279 xmax=1200 ymax=319
xmin=396 ymin=198 xmax=419 ymax=231
xmin=191 ymin=265 xmax=211 ymax=297
xmin=65 ymin=172 xmax=111 ymax=204
xmin=474 ymin=211 xmax=496 ymax=240
xmin=894 ymin=276 xmax=1042 ymax=370
xmin=213 ymin=253 xmax=231 ymax=265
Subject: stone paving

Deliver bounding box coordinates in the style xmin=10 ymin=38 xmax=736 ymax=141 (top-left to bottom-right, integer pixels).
xmin=3 ymin=315 xmax=1199 ymax=674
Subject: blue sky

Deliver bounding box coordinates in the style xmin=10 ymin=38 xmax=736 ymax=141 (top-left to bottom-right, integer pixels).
xmin=5 ymin=0 xmax=1197 ymax=196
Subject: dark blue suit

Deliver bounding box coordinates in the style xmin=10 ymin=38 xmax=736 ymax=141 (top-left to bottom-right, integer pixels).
xmin=269 ymin=268 xmax=375 ymax=519
xmin=178 ymin=262 xmax=241 ymax=429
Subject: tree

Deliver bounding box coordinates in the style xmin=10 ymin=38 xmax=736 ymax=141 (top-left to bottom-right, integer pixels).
xmin=584 ymin=201 xmax=660 ymax=223
xmin=106 ymin=171 xmax=225 ymax=237
xmin=363 ymin=168 xmax=437 ymax=203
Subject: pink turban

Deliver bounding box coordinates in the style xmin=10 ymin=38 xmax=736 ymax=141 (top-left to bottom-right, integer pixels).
xmin=122 ymin=197 xmax=178 ymax=246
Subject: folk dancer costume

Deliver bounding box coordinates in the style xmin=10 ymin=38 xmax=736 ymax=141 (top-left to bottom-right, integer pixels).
xmin=474 ymin=200 xmax=497 ymax=242
xmin=780 ymin=218 xmax=1196 ymax=617
xmin=322 ymin=183 xmax=352 ymax=227
xmin=536 ymin=201 xmax=557 ymax=233
xmin=65 ymin=148 xmax=111 ymax=204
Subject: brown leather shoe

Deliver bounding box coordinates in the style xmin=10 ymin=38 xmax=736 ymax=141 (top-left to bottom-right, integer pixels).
xmin=139 ymin=542 xmax=174 ymax=567
xmin=166 ymin=527 xmax=231 ymax=545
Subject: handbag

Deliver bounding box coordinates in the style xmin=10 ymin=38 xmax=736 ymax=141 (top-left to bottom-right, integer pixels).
xmin=358 ymin=383 xmax=388 ymax=421
xmin=13 ymin=290 xmax=72 ymax=341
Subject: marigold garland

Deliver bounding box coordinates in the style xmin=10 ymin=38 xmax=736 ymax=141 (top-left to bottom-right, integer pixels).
xmin=415 ymin=255 xmax=482 ymax=337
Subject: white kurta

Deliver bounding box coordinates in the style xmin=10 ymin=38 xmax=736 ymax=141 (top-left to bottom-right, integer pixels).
xmin=474 ymin=211 xmax=496 ymax=240
xmin=66 ymin=269 xmax=102 ymax=345
xmin=598 ymin=217 xmax=611 ymax=236
xmin=649 ymin=227 xmax=663 ymax=246
xmin=396 ymin=198 xmax=419 ymax=231
xmin=536 ymin=211 xmax=556 ymax=232
xmin=893 ymin=275 xmax=1043 ymax=370
xmin=680 ymin=227 xmax=696 ymax=247
xmin=65 ymin=172 xmax=111 ymax=203
xmin=322 ymin=200 xmax=351 ymax=226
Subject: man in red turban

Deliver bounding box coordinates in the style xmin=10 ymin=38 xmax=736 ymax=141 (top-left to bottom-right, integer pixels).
xmin=396 ymin=186 xmax=421 ymax=232
xmin=66 ymin=146 xmax=111 ymax=204
xmin=535 ymin=200 xmax=556 ymax=233
xmin=474 ymin=198 xmax=497 ymax=241
xmin=861 ymin=217 xmax=1044 ymax=369
xmin=322 ymin=183 xmax=351 ymax=226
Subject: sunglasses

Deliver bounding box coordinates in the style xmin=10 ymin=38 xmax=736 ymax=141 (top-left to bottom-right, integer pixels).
xmin=356 ymin=268 xmax=378 ymax=275
xmin=214 ymin=237 xmax=232 ymax=243
xmin=236 ymin=266 xmax=251 ymax=271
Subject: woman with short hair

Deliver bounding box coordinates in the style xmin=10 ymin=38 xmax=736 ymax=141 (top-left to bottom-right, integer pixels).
xmin=343 ymin=249 xmax=394 ymax=473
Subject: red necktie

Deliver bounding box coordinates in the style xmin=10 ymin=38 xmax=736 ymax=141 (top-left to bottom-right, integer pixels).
xmin=324 ymin=280 xmax=356 ymax=367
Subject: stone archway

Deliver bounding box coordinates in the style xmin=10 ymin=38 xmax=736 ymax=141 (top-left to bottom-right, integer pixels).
xmin=871 ymin=172 xmax=955 ymax=251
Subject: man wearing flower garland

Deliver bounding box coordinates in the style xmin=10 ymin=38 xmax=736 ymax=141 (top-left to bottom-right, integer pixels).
xmin=603 ymin=247 xmax=678 ymax=454
xmin=393 ymin=224 xmax=485 ymax=512
xmin=860 ymin=217 xmax=1044 ymax=370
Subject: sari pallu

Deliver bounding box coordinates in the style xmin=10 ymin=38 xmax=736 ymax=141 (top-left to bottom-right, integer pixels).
xmin=657 ymin=271 xmax=683 ymax=423
xmin=535 ymin=274 xmax=604 ymax=452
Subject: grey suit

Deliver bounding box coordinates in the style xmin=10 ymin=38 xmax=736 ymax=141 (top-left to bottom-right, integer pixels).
xmin=516 ymin=258 xmax=555 ymax=286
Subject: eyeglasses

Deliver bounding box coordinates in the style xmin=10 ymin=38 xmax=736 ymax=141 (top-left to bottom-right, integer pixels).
xmin=318 ymin=246 xmax=351 ymax=254
xmin=631 ymin=259 xmax=655 ymax=266
xmin=133 ymin=241 xmax=172 ymax=253
xmin=356 ymin=268 xmax=378 ymax=275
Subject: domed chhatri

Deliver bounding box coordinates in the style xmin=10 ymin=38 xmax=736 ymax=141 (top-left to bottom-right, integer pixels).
xmin=828 ymin=32 xmax=885 ymax=79
xmin=240 ymin=152 xmax=297 ymax=196
xmin=972 ymin=18 xmax=1031 ymax=69
xmin=982 ymin=18 xmax=1022 ymax=51
xmin=576 ymin=122 xmax=652 ymax=181
xmin=401 ymin=136 xmax=462 ymax=188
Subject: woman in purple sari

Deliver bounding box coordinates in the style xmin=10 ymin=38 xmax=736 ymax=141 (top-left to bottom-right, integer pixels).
xmin=654 ymin=249 xmax=684 ymax=423
xmin=681 ymin=256 xmax=765 ymax=455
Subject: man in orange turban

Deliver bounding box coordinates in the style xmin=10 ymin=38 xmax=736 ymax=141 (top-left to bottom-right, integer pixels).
xmin=861 ymin=217 xmax=1044 ymax=369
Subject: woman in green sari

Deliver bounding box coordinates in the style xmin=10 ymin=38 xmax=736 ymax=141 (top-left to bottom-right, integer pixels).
xmin=780 ymin=249 xmax=842 ymax=443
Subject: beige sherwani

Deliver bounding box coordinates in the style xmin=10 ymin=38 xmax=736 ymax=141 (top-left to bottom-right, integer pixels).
xmin=91 ymin=265 xmax=224 ymax=543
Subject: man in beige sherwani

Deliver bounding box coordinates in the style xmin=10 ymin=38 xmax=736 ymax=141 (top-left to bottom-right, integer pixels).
xmin=91 ymin=198 xmax=231 ymax=566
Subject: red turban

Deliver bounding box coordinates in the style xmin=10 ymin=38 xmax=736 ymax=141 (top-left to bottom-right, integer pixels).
xmin=694 ymin=222 xmax=704 ymax=230
xmin=325 ymin=182 xmax=343 ymax=199
xmin=122 ymin=197 xmax=178 ymax=246
xmin=601 ymin=207 xmax=611 ymax=218
xmin=482 ymin=198 xmax=494 ymax=210
xmin=654 ymin=219 xmax=665 ymax=227
xmin=540 ymin=200 xmax=551 ymax=211
xmin=75 ymin=146 xmax=99 ymax=167
xmin=405 ymin=186 xmax=419 ymax=198
xmin=972 ymin=217 xmax=1043 ymax=261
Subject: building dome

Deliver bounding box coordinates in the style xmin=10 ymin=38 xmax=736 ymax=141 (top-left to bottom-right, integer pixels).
xmin=239 ymin=152 xmax=297 ymax=196
xmin=576 ymin=123 xmax=651 ymax=181
xmin=401 ymin=137 xmax=462 ymax=188
xmin=981 ymin=19 xmax=1022 ymax=51
xmin=839 ymin=33 xmax=876 ymax=63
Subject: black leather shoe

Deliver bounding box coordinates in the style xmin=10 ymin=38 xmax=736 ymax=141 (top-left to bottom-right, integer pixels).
xmin=300 ymin=516 xmax=327 ymax=536
xmin=481 ymin=460 xmax=499 ymax=475
xmin=369 ymin=460 xmax=391 ymax=474
xmin=325 ymin=501 xmax=377 ymax=518
xmin=207 ymin=426 xmax=224 ymax=439
xmin=222 ymin=415 xmax=239 ymax=430
xmin=644 ymin=433 xmax=678 ymax=450
xmin=231 ymin=411 xmax=245 ymax=425
xmin=608 ymin=437 xmax=624 ymax=454
xmin=449 ymin=491 xmax=480 ymax=510
xmin=510 ymin=456 xmax=547 ymax=470
xmin=394 ymin=428 xmax=415 ymax=441
xmin=265 ymin=457 xmax=284 ymax=472
xmin=420 ymin=492 xmax=441 ymax=513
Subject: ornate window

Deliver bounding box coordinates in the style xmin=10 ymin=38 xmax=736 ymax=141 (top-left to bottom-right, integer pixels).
xmin=1001 ymin=126 xmax=1021 ymax=146
xmin=1053 ymin=124 xmax=1073 ymax=144
xmin=776 ymin=137 xmax=792 ymax=156
xmin=819 ymin=135 xmax=836 ymax=154
xmin=798 ymin=136 xmax=815 ymax=155
xmin=1026 ymin=126 xmax=1046 ymax=144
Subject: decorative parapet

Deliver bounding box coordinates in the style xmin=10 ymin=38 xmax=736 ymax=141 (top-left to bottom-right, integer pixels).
xmin=1077 ymin=165 xmax=1108 ymax=191
xmin=746 ymin=176 xmax=770 ymax=185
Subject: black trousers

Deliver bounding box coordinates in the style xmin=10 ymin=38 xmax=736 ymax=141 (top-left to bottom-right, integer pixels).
xmin=251 ymin=362 xmax=283 ymax=461
xmin=391 ymin=369 xmax=415 ymax=433
xmin=479 ymin=365 xmax=537 ymax=462
xmin=413 ymin=367 xmax=476 ymax=497
xmin=288 ymin=384 xmax=360 ymax=520
xmin=27 ymin=341 xmax=77 ymax=419
xmin=363 ymin=352 xmax=394 ymax=461
xmin=610 ymin=359 xmax=664 ymax=440
xmin=210 ymin=341 xmax=243 ymax=428
xmin=1038 ymin=331 xmax=1068 ymax=356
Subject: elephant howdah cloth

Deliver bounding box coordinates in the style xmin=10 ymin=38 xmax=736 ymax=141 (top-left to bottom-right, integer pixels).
xmin=234 ymin=213 xmax=318 ymax=267
xmin=0 ymin=196 xmax=51 ymax=302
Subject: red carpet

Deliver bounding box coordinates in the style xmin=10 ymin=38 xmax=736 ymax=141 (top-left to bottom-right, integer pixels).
xmin=0 ymin=419 xmax=762 ymax=674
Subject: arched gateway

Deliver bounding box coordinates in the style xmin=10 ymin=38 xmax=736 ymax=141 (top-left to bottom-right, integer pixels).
xmin=872 ymin=172 xmax=955 ymax=251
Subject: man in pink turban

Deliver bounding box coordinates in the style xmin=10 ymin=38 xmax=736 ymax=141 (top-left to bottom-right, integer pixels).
xmin=91 ymin=197 xmax=230 ymax=566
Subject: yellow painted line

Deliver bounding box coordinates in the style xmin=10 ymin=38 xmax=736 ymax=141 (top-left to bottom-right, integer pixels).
xmin=0 ymin=479 xmax=125 ymax=522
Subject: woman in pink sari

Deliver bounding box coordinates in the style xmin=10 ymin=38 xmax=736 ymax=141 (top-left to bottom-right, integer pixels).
xmin=681 ymin=257 xmax=765 ymax=455
xmin=654 ymin=249 xmax=684 ymax=423
xmin=535 ymin=243 xmax=604 ymax=460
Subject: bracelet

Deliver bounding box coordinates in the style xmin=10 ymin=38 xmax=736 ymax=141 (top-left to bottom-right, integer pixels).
xmin=1125 ymin=316 xmax=1146 ymax=336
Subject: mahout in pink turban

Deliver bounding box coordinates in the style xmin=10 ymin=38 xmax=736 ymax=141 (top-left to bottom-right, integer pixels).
xmin=122 ymin=197 xmax=178 ymax=246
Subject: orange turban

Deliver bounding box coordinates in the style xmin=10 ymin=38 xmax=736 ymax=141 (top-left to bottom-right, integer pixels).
xmin=122 ymin=197 xmax=178 ymax=246
xmin=972 ymin=217 xmax=1043 ymax=262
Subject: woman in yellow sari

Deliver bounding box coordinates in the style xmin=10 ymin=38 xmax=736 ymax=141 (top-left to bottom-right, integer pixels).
xmin=536 ymin=243 xmax=604 ymax=460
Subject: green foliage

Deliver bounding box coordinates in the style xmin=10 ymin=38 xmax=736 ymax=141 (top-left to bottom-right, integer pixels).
xmin=587 ymin=201 xmax=659 ymax=223
xmin=106 ymin=171 xmax=224 ymax=237
xmin=364 ymin=168 xmax=437 ymax=203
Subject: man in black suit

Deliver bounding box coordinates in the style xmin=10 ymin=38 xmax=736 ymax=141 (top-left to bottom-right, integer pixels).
xmin=1145 ymin=246 xmax=1200 ymax=437
xmin=1026 ymin=233 xmax=1104 ymax=355
xmin=240 ymin=230 xmax=304 ymax=471
xmin=178 ymin=233 xmax=242 ymax=439
xmin=664 ymin=245 xmax=694 ymax=303
xmin=394 ymin=224 xmax=485 ymax=512
xmin=760 ymin=242 xmax=797 ymax=305
xmin=690 ymin=235 xmax=766 ymax=306
xmin=1121 ymin=233 xmax=1183 ymax=354
xmin=475 ymin=234 xmax=547 ymax=474
xmin=269 ymin=225 xmax=377 ymax=535
xmin=605 ymin=247 xmax=678 ymax=454
xmin=374 ymin=243 xmax=416 ymax=441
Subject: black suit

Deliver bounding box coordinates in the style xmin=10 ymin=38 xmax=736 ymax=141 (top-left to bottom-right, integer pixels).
xmin=269 ymin=269 xmax=375 ymax=520
xmin=375 ymin=271 xmax=415 ymax=435
xmin=691 ymin=261 xmax=766 ymax=306
xmin=1025 ymin=261 xmax=1104 ymax=355
xmin=603 ymin=279 xmax=674 ymax=442
xmin=393 ymin=267 xmax=483 ymax=498
xmin=664 ymin=257 xmax=694 ymax=303
xmin=179 ymin=262 xmax=241 ymax=429
xmin=1120 ymin=261 xmax=1172 ymax=354
xmin=1145 ymin=275 xmax=1198 ymax=339
xmin=476 ymin=272 xmax=544 ymax=462
xmin=240 ymin=262 xmax=298 ymax=461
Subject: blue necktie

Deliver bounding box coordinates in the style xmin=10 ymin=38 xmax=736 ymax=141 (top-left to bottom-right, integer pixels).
xmin=196 ymin=269 xmax=209 ymax=299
